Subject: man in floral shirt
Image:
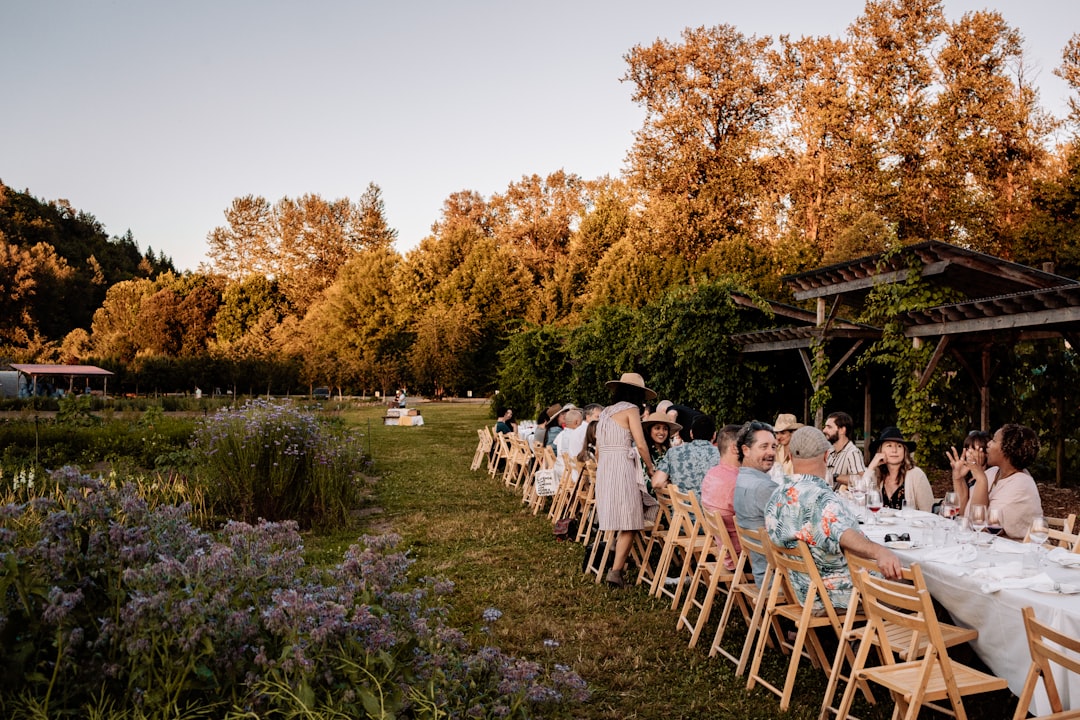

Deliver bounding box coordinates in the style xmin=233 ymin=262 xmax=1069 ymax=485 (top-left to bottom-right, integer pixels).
xmin=765 ymin=426 xmax=902 ymax=608
xmin=651 ymin=414 xmax=719 ymax=497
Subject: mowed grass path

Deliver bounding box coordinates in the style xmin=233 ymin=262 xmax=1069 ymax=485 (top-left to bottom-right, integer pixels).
xmin=338 ymin=403 xmax=1012 ymax=720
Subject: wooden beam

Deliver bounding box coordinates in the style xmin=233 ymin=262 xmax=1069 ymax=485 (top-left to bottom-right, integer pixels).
xmin=823 ymin=341 xmax=865 ymax=384
xmin=917 ymin=336 xmax=950 ymax=391
xmin=905 ymin=305 xmax=1080 ymax=337
xmin=740 ymin=338 xmax=815 ymax=353
xmin=793 ymin=260 xmax=950 ymax=300
xmin=799 ymin=348 xmax=814 ymax=383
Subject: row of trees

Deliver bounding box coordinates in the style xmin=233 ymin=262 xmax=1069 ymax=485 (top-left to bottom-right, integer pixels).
xmin=4 ymin=0 xmax=1080 ymax=404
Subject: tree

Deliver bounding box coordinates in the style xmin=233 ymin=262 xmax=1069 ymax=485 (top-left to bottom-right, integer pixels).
xmin=354 ymin=182 xmax=398 ymax=249
xmin=408 ymin=301 xmax=481 ymax=398
xmin=204 ymin=195 xmax=275 ymax=281
xmin=90 ymin=278 xmax=156 ymax=362
xmin=215 ymin=275 xmax=286 ymax=343
xmin=623 ymin=24 xmax=776 ymax=258
xmin=1057 ymin=33 xmax=1080 ymax=134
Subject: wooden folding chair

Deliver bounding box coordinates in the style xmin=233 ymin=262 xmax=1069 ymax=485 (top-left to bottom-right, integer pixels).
xmin=820 ymin=552 xmax=978 ymax=720
xmin=677 ymin=503 xmax=740 ymax=648
xmin=584 ymin=529 xmax=617 ymax=583
xmin=526 ymin=445 xmax=557 ymax=515
xmin=489 ymin=430 xmax=510 ymax=480
xmin=573 ymin=461 xmax=598 ymax=545
xmin=709 ymin=524 xmax=785 ymax=676
xmin=746 ymin=539 xmax=849 ymax=711
xmin=547 ymin=453 xmax=578 ymax=522
xmin=1025 ymin=514 xmax=1078 ymax=549
xmin=651 ymin=486 xmax=709 ymax=610
xmin=635 ymin=486 xmax=674 ymax=589
xmin=834 ymin=562 xmax=1008 ymax=720
xmin=501 ymin=433 xmax=523 ymax=487
xmin=470 ymin=427 xmax=492 ymax=472
xmin=1012 ymin=606 xmax=1080 ymax=720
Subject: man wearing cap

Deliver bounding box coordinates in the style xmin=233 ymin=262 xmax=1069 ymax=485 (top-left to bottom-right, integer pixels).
xmin=824 ymin=411 xmax=865 ymax=489
xmin=650 ymin=414 xmax=719 ymax=497
xmin=765 ymin=426 xmax=903 ymax=608
xmin=733 ymin=420 xmax=779 ymax=586
xmin=770 ymin=413 xmax=803 ymax=482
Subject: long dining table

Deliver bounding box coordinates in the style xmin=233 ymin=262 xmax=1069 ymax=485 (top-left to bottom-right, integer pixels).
xmin=857 ymin=508 xmax=1080 ymax=717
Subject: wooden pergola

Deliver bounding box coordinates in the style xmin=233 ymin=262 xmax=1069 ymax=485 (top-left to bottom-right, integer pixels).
xmin=9 ymin=364 xmax=115 ymax=397
xmin=730 ymin=241 xmax=1080 ymax=482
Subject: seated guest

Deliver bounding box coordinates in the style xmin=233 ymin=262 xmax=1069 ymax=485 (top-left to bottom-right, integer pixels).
xmin=955 ymin=430 xmax=991 ymax=489
xmin=668 ymin=403 xmax=704 ymax=444
xmin=766 ymin=427 xmax=903 ymax=608
xmin=824 ymin=410 xmax=865 ymax=488
xmin=642 ymin=414 xmax=682 ymax=466
xmin=861 ymin=426 xmax=934 ymax=512
xmin=947 ymin=423 xmax=1043 ymax=540
xmin=546 ymin=404 xmax=576 ymax=448
xmin=576 ymin=420 xmax=598 ymax=464
xmin=582 ymin=403 xmax=604 ymax=424
xmin=532 ymin=403 xmax=562 ymax=446
xmin=733 ymin=421 xmax=778 ymax=586
xmin=650 ymin=414 xmax=719 ymax=497
xmin=769 ymin=413 xmax=803 ymax=482
xmin=495 ymin=407 xmax=516 ymax=435
xmin=700 ymin=424 xmax=744 ymax=568
xmin=553 ymin=407 xmax=586 ymax=481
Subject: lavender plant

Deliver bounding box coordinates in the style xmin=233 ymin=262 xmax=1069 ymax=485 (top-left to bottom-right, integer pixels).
xmin=0 ymin=467 xmax=589 ymax=719
xmin=189 ymin=400 xmax=366 ymax=530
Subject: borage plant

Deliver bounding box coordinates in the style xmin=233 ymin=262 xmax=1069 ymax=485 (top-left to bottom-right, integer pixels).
xmin=0 ymin=467 xmax=589 ymax=719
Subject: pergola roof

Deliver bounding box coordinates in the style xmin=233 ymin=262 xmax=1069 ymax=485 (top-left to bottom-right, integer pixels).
xmin=783 ymin=240 xmax=1077 ymax=304
xmin=9 ymin=364 xmax=114 ymax=378
xmin=902 ymin=284 xmax=1080 ymax=339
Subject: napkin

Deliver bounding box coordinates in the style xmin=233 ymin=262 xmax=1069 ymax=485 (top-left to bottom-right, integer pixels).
xmin=1045 ymin=547 xmax=1080 ymax=568
xmin=991 ymin=537 xmax=1028 ymax=554
xmin=969 ymin=565 xmax=1055 ymax=593
xmin=920 ymin=544 xmax=977 ymax=565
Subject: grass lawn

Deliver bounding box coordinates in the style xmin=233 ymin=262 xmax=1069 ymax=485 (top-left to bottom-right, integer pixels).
xmin=325 ymin=402 xmax=1017 ymax=720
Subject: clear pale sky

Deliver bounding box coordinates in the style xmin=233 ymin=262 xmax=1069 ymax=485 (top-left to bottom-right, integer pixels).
xmin=3 ymin=1 xmax=1078 ymax=271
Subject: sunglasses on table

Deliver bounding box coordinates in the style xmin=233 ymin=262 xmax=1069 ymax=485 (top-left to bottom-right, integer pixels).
xmin=884 ymin=533 xmax=910 ymax=543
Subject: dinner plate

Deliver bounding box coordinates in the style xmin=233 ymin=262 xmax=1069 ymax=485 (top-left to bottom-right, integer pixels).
xmin=1028 ymin=582 xmax=1080 ymax=595
xmin=885 ymin=540 xmax=913 ymax=549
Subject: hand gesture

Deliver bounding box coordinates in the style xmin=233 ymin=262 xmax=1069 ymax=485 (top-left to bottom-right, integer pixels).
xmin=946 ymin=446 xmax=967 ymax=480
xmin=868 ymin=452 xmax=886 ymax=471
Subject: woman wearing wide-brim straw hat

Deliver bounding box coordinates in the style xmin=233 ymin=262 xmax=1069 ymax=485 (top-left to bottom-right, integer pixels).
xmin=770 ymin=413 xmax=803 ymax=481
xmin=642 ymin=415 xmax=682 ymax=466
xmin=595 ymin=372 xmax=657 ymax=587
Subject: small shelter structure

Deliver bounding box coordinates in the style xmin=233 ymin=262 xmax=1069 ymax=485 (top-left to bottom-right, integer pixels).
xmin=731 ymin=241 xmax=1080 ymax=484
xmin=7 ymin=364 xmax=115 ymax=398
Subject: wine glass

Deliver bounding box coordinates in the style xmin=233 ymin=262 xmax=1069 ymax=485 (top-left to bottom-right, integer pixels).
xmin=942 ymin=491 xmax=959 ymax=520
xmin=865 ymin=488 xmax=883 ymax=525
xmin=850 ymin=477 xmax=867 ymax=521
xmin=969 ymin=504 xmax=988 ymax=533
xmin=987 ymin=506 xmax=1004 ymax=536
xmin=1029 ymin=516 xmax=1050 ymax=566
xmin=955 ymin=516 xmax=974 ymax=545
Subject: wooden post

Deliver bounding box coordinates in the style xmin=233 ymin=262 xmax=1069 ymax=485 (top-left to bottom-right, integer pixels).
xmin=863 ymin=369 xmax=872 ymax=462
xmin=980 ymin=349 xmax=991 ymax=431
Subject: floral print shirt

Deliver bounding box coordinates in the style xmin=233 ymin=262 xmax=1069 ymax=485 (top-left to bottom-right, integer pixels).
xmin=764 ymin=473 xmax=861 ymax=609
xmin=655 ymin=439 xmax=720 ymax=497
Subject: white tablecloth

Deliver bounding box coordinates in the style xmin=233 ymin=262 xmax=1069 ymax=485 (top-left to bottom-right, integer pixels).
xmin=860 ymin=510 xmax=1080 ymax=716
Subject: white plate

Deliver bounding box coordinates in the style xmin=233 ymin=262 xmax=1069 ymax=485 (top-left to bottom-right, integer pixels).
xmin=1028 ymin=582 xmax=1080 ymax=595
xmin=885 ymin=540 xmax=913 ymax=549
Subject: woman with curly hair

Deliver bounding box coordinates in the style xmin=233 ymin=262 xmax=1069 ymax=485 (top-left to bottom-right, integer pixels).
xmin=947 ymin=423 xmax=1043 ymax=539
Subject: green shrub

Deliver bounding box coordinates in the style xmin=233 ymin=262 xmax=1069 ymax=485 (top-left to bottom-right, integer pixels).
xmin=190 ymin=400 xmax=367 ymax=530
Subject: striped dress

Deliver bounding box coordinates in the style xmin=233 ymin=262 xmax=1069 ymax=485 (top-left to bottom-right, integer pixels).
xmin=595 ymin=401 xmax=646 ymax=531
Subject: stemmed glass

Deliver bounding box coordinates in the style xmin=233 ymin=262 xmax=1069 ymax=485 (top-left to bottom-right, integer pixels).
xmin=1029 ymin=516 xmax=1050 ymax=567
xmin=865 ymin=488 xmax=883 ymax=525
xmin=850 ymin=477 xmax=868 ymax=521
xmin=969 ymin=504 xmax=988 ymax=546
xmin=987 ymin=506 xmax=1005 ymax=536
xmin=941 ymin=491 xmax=959 ymax=521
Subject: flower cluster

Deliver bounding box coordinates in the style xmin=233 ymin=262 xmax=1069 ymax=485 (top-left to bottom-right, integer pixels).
xmin=0 ymin=467 xmax=589 ymax=717
xmin=189 ymin=399 xmax=368 ymax=529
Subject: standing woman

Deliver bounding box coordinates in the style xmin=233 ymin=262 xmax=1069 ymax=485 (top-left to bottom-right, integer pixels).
xmin=862 ymin=426 xmax=935 ymax=512
xmin=595 ymin=372 xmax=657 ymax=587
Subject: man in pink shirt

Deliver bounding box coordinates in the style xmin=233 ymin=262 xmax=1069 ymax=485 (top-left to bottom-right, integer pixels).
xmin=700 ymin=424 xmax=743 ymax=568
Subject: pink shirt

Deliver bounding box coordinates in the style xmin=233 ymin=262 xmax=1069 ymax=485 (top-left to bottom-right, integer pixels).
xmin=986 ymin=466 xmax=1043 ymax=540
xmin=700 ymin=461 xmax=741 ymax=565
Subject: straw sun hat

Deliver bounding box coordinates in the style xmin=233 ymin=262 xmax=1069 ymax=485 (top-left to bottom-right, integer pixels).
xmin=604 ymin=372 xmax=657 ymax=400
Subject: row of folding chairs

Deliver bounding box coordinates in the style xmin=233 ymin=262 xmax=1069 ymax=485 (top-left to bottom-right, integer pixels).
xmin=470 ymin=429 xmax=1078 ymax=719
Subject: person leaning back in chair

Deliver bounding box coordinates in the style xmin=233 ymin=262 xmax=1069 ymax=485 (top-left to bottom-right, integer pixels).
xmin=765 ymin=426 xmax=902 ymax=609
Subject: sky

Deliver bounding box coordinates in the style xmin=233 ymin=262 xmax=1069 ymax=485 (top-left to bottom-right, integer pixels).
xmin=3 ymin=1 xmax=1080 ymax=272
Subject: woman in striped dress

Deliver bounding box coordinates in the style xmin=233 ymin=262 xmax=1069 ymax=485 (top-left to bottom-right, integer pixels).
xmin=595 ymin=372 xmax=656 ymax=587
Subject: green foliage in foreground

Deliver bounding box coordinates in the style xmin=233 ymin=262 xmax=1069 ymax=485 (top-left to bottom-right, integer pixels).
xmin=0 ymin=465 xmax=589 ymax=719
xmin=346 ymin=402 xmax=1020 ymax=720
xmin=189 ymin=400 xmax=368 ymax=530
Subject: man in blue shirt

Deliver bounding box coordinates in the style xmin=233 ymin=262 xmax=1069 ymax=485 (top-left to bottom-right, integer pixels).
xmin=733 ymin=420 xmax=779 ymax=586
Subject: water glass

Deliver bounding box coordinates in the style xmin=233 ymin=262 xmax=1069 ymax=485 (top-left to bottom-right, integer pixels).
xmin=900 ymin=498 xmax=911 ymax=518
xmin=931 ymin=523 xmax=949 ymax=547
